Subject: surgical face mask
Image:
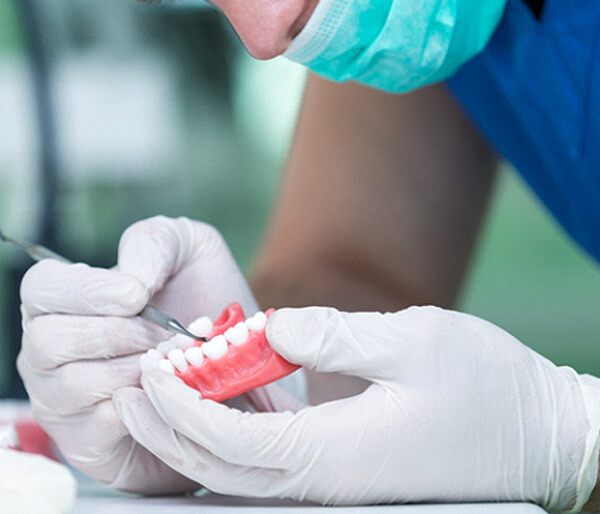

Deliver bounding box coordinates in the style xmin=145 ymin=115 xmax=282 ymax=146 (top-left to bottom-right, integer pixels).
xmin=166 ymin=0 xmax=211 ymax=8
xmin=284 ymin=0 xmax=507 ymax=93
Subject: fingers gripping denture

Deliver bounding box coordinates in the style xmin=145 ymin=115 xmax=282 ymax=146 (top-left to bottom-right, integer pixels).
xmin=139 ymin=303 xmax=300 ymax=402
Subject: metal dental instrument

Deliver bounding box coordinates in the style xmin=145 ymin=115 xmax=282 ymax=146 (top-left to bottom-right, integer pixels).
xmin=0 ymin=230 xmax=70 ymax=263
xmin=138 ymin=304 xmax=207 ymax=341
xmin=0 ymin=229 xmax=208 ymax=341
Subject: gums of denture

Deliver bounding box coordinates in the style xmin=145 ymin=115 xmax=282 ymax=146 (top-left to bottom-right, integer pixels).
xmin=139 ymin=303 xmax=300 ymax=402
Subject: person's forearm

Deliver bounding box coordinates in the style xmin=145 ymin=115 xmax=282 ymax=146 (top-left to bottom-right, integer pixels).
xmin=251 ymin=254 xmax=414 ymax=402
xmin=251 ymin=254 xmax=418 ymax=312
xmin=249 ymin=75 xmax=497 ymax=403
xmin=251 ymin=259 xmax=386 ymax=402
xmin=250 ymin=76 xmax=496 ymax=305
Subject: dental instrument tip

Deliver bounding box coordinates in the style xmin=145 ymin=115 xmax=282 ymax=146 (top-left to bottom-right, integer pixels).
xmin=168 ymin=320 xmax=209 ymax=342
xmin=140 ymin=305 xmax=209 ymax=341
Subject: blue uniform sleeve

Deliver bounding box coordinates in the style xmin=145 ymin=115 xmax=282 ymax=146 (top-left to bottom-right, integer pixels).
xmin=447 ymin=0 xmax=600 ymax=261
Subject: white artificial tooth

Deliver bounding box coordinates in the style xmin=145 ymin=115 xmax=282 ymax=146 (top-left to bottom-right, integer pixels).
xmin=142 ymin=347 xmax=169 ymax=372
xmin=158 ymin=359 xmax=175 ymax=374
xmin=157 ymin=341 xmax=176 ymax=356
xmin=245 ymin=311 xmax=267 ymax=331
xmin=145 ymin=349 xmax=163 ymax=361
xmin=147 ymin=359 xmax=160 ymax=371
xmin=225 ymin=322 xmax=249 ymax=346
xmin=188 ymin=316 xmax=213 ymax=338
xmin=201 ymin=335 xmax=228 ymax=360
xmin=184 ymin=346 xmax=204 ymax=367
xmin=168 ymin=348 xmax=188 ymax=373
xmin=170 ymin=334 xmax=195 ymax=351
xmin=0 ymin=424 xmax=19 ymax=449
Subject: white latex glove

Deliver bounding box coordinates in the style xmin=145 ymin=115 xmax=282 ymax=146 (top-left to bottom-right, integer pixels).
xmin=0 ymin=448 xmax=76 ymax=514
xmin=17 ymin=216 xmax=263 ymax=494
xmin=114 ymin=306 xmax=600 ymax=512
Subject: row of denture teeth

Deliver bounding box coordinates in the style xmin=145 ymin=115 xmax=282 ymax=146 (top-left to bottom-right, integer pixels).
xmin=139 ymin=311 xmax=268 ymax=375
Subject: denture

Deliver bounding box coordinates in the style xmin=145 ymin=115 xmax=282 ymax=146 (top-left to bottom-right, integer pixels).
xmin=139 ymin=303 xmax=300 ymax=402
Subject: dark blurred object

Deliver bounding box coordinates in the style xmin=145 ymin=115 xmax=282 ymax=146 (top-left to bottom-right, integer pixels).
xmin=2 ymin=0 xmax=239 ymax=398
xmin=4 ymin=0 xmax=59 ymax=398
xmin=524 ymin=0 xmax=546 ymax=18
xmin=15 ymin=0 xmax=60 ymax=252
xmin=153 ymin=8 xmax=237 ymax=115
xmin=4 ymin=268 xmax=27 ymax=398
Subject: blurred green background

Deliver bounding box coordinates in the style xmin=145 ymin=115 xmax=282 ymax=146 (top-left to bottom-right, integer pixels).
xmin=461 ymin=169 xmax=600 ymax=376
xmin=0 ymin=0 xmax=598 ymax=397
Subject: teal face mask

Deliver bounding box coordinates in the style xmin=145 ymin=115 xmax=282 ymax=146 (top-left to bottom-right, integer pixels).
xmin=284 ymin=0 xmax=507 ymax=93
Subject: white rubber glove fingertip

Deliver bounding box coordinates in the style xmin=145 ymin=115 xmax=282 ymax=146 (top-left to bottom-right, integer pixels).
xmin=267 ymin=307 xmax=338 ymax=366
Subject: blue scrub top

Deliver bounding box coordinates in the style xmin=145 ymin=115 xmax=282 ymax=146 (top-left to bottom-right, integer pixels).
xmin=447 ymin=0 xmax=600 ymax=262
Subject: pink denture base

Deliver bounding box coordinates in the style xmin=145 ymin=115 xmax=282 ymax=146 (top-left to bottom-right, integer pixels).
xmin=176 ymin=303 xmax=300 ymax=402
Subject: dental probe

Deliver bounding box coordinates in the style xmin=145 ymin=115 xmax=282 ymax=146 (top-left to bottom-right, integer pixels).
xmin=0 ymin=229 xmax=208 ymax=342
xmin=0 ymin=229 xmax=70 ymax=263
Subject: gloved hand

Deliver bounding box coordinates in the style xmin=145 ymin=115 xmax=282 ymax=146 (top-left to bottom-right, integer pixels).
xmin=17 ymin=216 xmax=260 ymax=494
xmin=0 ymin=448 xmax=76 ymax=514
xmin=115 ymin=306 xmax=600 ymax=511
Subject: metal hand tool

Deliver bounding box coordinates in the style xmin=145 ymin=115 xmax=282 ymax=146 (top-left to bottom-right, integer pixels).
xmin=0 ymin=229 xmax=208 ymax=341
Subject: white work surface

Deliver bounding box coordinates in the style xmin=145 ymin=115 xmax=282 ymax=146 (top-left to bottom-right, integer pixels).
xmin=73 ymin=482 xmax=548 ymax=513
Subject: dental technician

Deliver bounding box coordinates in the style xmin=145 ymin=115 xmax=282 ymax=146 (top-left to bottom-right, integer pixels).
xmin=17 ymin=0 xmax=600 ymax=511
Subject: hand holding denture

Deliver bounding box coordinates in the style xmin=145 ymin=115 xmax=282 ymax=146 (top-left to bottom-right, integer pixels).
xmin=17 ymin=216 xmax=261 ymax=494
xmin=140 ymin=302 xmax=299 ymax=402
xmin=117 ymin=306 xmax=600 ymax=511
